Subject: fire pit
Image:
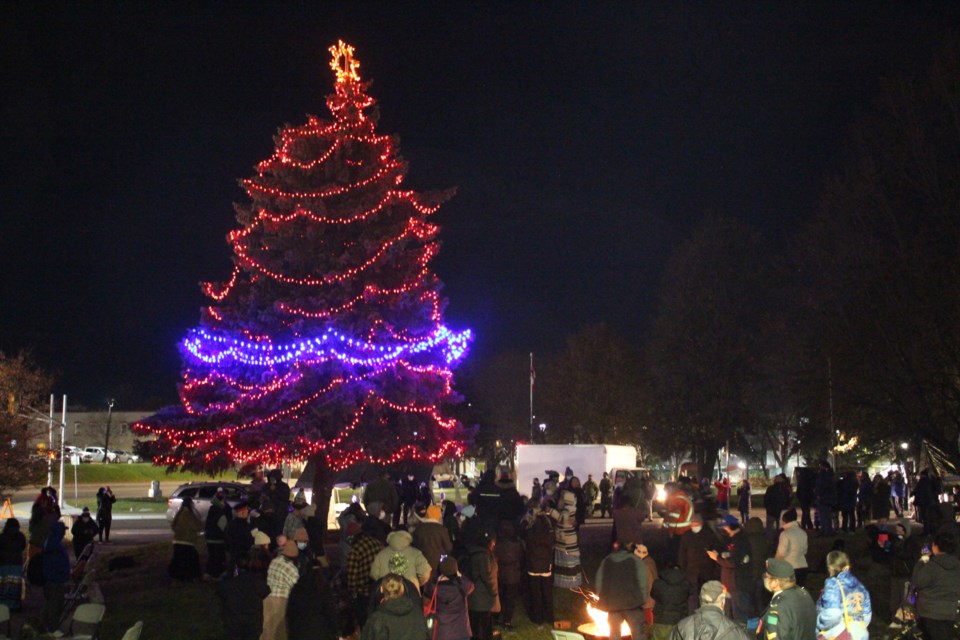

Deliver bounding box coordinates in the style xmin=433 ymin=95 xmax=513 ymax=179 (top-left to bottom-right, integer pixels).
xmin=579 ymin=603 xmax=632 ymax=640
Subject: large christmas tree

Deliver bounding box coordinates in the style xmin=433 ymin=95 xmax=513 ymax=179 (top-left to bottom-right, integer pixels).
xmin=135 ymin=42 xmax=471 ymax=509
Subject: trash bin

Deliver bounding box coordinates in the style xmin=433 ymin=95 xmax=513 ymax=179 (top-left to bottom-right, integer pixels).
xmin=149 ymin=480 xmax=161 ymax=498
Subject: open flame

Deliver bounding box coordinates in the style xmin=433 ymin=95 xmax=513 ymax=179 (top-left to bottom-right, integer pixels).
xmin=585 ymin=602 xmax=631 ymax=637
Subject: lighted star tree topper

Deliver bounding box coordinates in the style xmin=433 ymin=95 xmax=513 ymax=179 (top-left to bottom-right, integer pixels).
xmin=135 ymin=41 xmax=472 ymax=497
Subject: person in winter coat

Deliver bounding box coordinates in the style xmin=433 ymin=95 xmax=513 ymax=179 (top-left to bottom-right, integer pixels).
xmin=913 ymin=470 xmax=936 ymax=535
xmin=523 ymin=507 xmax=555 ymax=626
xmin=363 ymin=472 xmax=399 ymax=523
xmin=95 ymin=486 xmax=115 ymax=542
xmin=910 ymin=532 xmax=960 ymax=640
xmin=494 ymin=470 xmax=525 ymax=526
xmin=651 ymin=564 xmax=692 ymax=640
xmin=595 ymin=542 xmax=648 ymax=640
xmin=465 ymin=531 xmax=500 ymax=640
xmin=755 ymin=559 xmax=817 ymax=640
xmin=706 ymin=515 xmax=754 ymax=624
xmin=262 ymin=540 xmax=300 ymax=640
xmin=553 ymin=489 xmax=582 ymax=589
xmin=670 ymin=580 xmax=749 ymax=640
xmin=494 ymin=521 xmax=523 ymax=629
xmin=599 ymin=472 xmax=613 ymax=518
xmin=0 ymin=518 xmax=26 ymax=611
xmin=889 ymin=471 xmax=906 ymax=517
xmin=169 ymin=496 xmax=203 ymax=581
xmin=742 ymin=517 xmax=769 ymax=618
xmin=413 ymin=504 xmax=453 ymax=571
xmin=441 ymin=500 xmax=460 ymax=547
xmin=205 ymin=487 xmax=233 ymax=580
xmin=774 ymin=509 xmax=808 ymax=588
xmin=855 ymin=471 xmax=873 ymax=529
xmin=226 ymin=500 xmax=255 ymax=574
xmin=871 ymin=473 xmax=891 ymax=521
xmin=737 ymin=479 xmax=751 ymax=524
xmin=216 ymin=552 xmax=270 ymax=640
xmin=714 ymin=477 xmax=731 ymax=514
xmin=815 ymin=461 xmax=837 ymax=536
xmin=41 ymin=521 xmax=71 ymax=634
xmin=637 ymin=544 xmax=659 ymax=626
xmin=368 ymin=554 xmax=422 ymax=619
xmin=763 ymin=476 xmax=789 ymax=537
xmin=432 ymin=556 xmax=475 ymax=640
xmin=286 ymin=560 xmax=339 ymax=640
xmin=612 ymin=493 xmax=646 ymax=549
xmin=838 ymin=472 xmax=858 ymax=533
xmin=583 ymin=475 xmax=599 ymax=518
xmin=816 ymin=551 xmax=871 ymax=640
xmin=677 ymin=514 xmax=721 ymax=612
xmin=370 ymin=530 xmax=431 ymax=592
xmin=887 ymin=517 xmax=923 ymax=618
xmin=70 ymin=506 xmax=99 ymax=557
xmin=362 ymin=573 xmax=430 ymax=640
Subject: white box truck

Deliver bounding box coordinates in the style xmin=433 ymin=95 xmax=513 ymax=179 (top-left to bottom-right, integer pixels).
xmin=514 ymin=443 xmax=637 ymax=498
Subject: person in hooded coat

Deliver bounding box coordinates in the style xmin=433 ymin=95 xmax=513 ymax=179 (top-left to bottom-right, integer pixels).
xmin=95 ymin=486 xmax=116 ymax=542
xmin=676 ymin=514 xmax=721 ymax=612
xmin=431 ymin=556 xmax=475 ymax=640
xmin=465 ymin=531 xmax=500 ymax=640
xmin=170 ymin=496 xmax=203 ymax=581
xmin=370 ymin=530 xmax=431 ymax=592
xmin=650 ymin=563 xmax=693 ymax=640
xmin=205 ymin=487 xmax=233 ymax=580
xmin=361 ymin=573 xmax=430 ymax=640
xmin=41 ymin=521 xmax=71 ymax=634
xmin=816 ymin=551 xmax=871 ymax=640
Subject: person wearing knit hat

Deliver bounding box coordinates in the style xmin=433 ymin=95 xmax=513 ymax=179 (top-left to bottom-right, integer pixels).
xmin=70 ymin=505 xmax=100 ymax=558
xmin=371 ymin=530 xmax=432 ymax=592
xmin=413 ymin=503 xmax=453 ymax=571
xmin=706 ymin=512 xmax=754 ymax=623
xmin=252 ymin=528 xmax=271 ymax=548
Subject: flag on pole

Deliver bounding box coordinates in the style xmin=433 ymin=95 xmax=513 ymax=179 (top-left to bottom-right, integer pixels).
xmin=530 ymin=353 xmax=535 ymax=387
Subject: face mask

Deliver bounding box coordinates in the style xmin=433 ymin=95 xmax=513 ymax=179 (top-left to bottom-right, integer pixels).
xmin=296 ymin=542 xmax=307 ymax=550
xmin=690 ymin=525 xmax=702 ymax=533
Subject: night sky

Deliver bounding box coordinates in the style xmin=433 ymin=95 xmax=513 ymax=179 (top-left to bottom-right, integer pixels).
xmin=2 ymin=3 xmax=958 ymax=407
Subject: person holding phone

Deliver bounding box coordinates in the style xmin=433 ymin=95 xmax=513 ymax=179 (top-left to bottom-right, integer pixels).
xmin=911 ymin=532 xmax=960 ymax=640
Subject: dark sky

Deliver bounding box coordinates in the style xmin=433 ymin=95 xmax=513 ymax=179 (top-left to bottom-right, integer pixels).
xmin=2 ymin=2 xmax=957 ymax=407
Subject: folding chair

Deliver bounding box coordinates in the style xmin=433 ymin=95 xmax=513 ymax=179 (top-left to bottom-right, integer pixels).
xmin=0 ymin=603 xmax=10 ymax=640
xmin=121 ymin=621 xmax=143 ymax=640
xmin=67 ymin=602 xmax=106 ymax=640
xmin=60 ymin=569 xmax=98 ymax=626
xmin=551 ymin=630 xmax=586 ymax=640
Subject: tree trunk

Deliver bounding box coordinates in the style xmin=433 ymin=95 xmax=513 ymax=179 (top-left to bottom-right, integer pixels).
xmin=309 ymin=454 xmax=336 ymax=539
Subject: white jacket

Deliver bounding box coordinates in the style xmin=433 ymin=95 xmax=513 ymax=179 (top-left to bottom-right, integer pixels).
xmin=775 ymin=520 xmax=808 ymax=569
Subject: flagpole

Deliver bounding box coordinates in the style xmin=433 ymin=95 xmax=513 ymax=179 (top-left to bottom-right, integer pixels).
xmin=529 ymin=352 xmax=534 ymax=441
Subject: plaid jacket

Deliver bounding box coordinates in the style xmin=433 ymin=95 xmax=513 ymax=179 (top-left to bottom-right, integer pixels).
xmin=346 ymin=534 xmax=384 ymax=596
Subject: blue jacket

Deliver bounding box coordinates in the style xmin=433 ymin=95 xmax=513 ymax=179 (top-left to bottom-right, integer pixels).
xmin=42 ymin=521 xmax=71 ymax=584
xmin=816 ymin=570 xmax=871 ymax=640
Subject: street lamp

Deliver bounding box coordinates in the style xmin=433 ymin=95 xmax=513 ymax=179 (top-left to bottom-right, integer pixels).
xmin=103 ymin=398 xmax=115 ymax=464
xmin=538 ymin=423 xmax=546 ymax=442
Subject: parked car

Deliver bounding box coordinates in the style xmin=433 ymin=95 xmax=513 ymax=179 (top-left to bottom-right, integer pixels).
xmin=165 ymin=482 xmax=248 ymax=523
xmin=112 ymin=450 xmax=142 ymax=464
xmin=81 ymin=446 xmax=117 ymax=463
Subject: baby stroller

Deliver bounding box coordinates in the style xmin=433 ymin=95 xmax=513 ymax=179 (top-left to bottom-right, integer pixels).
xmin=59 ymin=542 xmax=100 ymax=626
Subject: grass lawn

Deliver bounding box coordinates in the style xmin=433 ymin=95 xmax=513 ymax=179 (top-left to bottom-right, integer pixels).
xmin=71 ymin=463 xmax=241 ymax=484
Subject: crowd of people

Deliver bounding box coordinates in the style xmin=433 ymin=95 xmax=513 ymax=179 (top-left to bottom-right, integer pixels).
xmin=3 ymin=460 xmax=959 ymax=640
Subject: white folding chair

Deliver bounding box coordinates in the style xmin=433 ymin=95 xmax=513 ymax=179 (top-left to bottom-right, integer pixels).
xmin=551 ymin=630 xmax=586 ymax=640
xmin=121 ymin=620 xmax=143 ymax=640
xmin=68 ymin=602 xmax=106 ymax=640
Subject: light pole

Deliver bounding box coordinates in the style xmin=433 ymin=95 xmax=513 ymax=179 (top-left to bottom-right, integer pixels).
xmin=103 ymin=398 xmax=115 ymax=464
xmin=538 ymin=422 xmax=546 ymax=442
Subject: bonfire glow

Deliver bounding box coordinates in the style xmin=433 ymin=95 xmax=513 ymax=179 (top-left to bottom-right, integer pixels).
xmin=585 ymin=602 xmax=631 ymax=637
